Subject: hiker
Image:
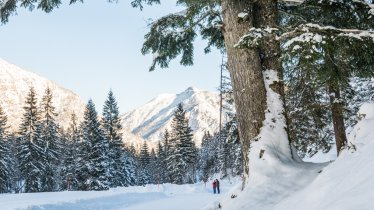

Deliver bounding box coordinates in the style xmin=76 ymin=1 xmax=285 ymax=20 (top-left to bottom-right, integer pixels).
xmin=213 ymin=180 xmax=217 ymax=194
xmin=216 ymin=179 xmax=220 ymax=194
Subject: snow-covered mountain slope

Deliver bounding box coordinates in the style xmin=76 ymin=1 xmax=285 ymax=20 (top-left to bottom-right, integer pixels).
xmin=0 ymin=58 xmax=85 ymax=130
xmin=122 ymin=87 xmax=228 ymax=147
xmin=211 ymin=102 xmax=374 ymax=210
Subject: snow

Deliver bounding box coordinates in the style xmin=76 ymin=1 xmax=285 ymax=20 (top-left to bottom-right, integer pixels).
xmin=0 ymin=179 xmax=240 ymax=210
xmin=273 ymin=102 xmax=374 ymax=210
xmin=122 ymin=87 xmax=231 ymax=148
xmin=0 ymin=58 xmax=85 ymax=131
xmin=237 ymin=12 xmax=248 ymax=19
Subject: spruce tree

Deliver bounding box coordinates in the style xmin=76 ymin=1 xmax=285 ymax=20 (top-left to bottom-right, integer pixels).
xmin=198 ymin=132 xmax=213 ymax=183
xmin=156 ymin=140 xmax=167 ymax=184
xmin=148 ymin=148 xmax=158 ymax=184
xmin=160 ymin=130 xmax=171 ymax=183
xmin=123 ymin=144 xmax=138 ymax=186
xmin=79 ymin=100 xmax=109 ymax=191
xmin=285 ymin=65 xmax=333 ymax=158
xmin=280 ymin=0 xmax=374 ymax=155
xmin=39 ymin=87 xmax=60 ymax=192
xmin=60 ymin=114 xmax=81 ymax=191
xmin=102 ymin=90 xmax=126 ymax=187
xmin=167 ymin=103 xmax=196 ymax=184
xmin=0 ymin=106 xmax=11 ymax=193
xmin=17 ymin=87 xmax=44 ymax=193
xmin=138 ymin=141 xmax=151 ymax=185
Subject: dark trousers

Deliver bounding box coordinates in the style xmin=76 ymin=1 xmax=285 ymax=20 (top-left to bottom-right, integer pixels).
xmin=213 ymin=187 xmax=216 ymax=194
xmin=217 ymin=187 xmax=220 ymax=194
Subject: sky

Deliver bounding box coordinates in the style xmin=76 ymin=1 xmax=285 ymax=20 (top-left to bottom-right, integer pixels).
xmin=0 ymin=1 xmax=223 ymax=112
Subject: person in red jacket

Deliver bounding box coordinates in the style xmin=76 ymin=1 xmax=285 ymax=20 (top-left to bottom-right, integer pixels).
xmin=212 ymin=180 xmax=217 ymax=194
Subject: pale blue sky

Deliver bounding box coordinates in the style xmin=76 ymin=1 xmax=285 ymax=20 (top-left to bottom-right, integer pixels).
xmin=0 ymin=1 xmax=222 ymax=112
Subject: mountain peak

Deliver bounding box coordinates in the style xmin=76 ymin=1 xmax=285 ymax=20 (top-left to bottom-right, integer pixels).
xmin=0 ymin=59 xmax=86 ymax=131
xmin=184 ymin=86 xmax=200 ymax=93
xmin=123 ymin=87 xmax=231 ymax=147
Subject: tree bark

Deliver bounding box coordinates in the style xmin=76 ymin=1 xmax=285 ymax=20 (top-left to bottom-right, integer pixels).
xmin=254 ymin=0 xmax=294 ymax=157
xmin=328 ymin=83 xmax=348 ymax=155
xmin=221 ymin=0 xmax=267 ymax=179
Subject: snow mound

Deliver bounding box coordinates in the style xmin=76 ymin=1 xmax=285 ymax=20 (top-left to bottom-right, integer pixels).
xmin=273 ymin=102 xmax=374 ymax=210
xmin=209 ymin=102 xmax=374 ymax=210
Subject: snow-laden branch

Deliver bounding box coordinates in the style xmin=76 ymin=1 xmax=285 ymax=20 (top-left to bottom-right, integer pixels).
xmin=280 ymin=23 xmax=374 ymax=49
xmin=234 ymin=27 xmax=279 ymax=48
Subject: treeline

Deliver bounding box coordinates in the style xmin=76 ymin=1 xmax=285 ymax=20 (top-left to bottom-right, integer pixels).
xmin=0 ymin=87 xmax=242 ymax=193
xmin=136 ymin=104 xmax=242 ymax=186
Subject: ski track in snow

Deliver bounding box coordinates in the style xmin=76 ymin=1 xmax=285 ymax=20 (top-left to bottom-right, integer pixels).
xmin=0 ymin=180 xmax=237 ymax=210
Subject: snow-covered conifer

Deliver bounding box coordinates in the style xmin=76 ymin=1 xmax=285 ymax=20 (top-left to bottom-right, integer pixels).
xmin=79 ymin=100 xmax=109 ymax=191
xmin=17 ymin=87 xmax=44 ymax=193
xmin=0 ymin=106 xmax=12 ymax=193
xmin=102 ymin=90 xmax=127 ymax=187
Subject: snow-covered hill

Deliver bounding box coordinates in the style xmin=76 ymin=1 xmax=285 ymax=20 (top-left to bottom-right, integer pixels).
xmin=122 ymin=87 xmax=229 ymax=147
xmin=0 ymin=58 xmax=85 ymax=130
xmin=213 ymin=102 xmax=374 ymax=210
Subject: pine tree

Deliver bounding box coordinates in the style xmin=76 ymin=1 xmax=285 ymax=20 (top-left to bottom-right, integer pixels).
xmin=197 ymin=132 xmax=213 ymax=183
xmin=280 ymin=0 xmax=374 ymax=155
xmin=17 ymin=87 xmax=44 ymax=193
xmin=284 ymin=65 xmax=333 ymax=158
xmin=102 ymin=90 xmax=127 ymax=187
xmin=167 ymin=103 xmax=196 ymax=184
xmin=159 ymin=130 xmax=171 ymax=183
xmin=156 ymin=140 xmax=167 ymax=184
xmin=139 ymin=141 xmax=150 ymax=166
xmin=60 ymin=114 xmax=81 ymax=191
xmin=79 ymin=100 xmax=109 ymax=191
xmin=138 ymin=141 xmax=151 ymax=185
xmin=123 ymin=144 xmax=138 ymax=186
xmin=148 ymin=148 xmax=158 ymax=184
xmin=39 ymin=87 xmax=60 ymax=192
xmin=0 ymin=106 xmax=12 ymax=193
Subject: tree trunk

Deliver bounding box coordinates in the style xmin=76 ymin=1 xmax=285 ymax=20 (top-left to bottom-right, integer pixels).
xmin=328 ymin=83 xmax=348 ymax=155
xmin=221 ymin=0 xmax=267 ymax=179
xmin=254 ymin=0 xmax=294 ymax=157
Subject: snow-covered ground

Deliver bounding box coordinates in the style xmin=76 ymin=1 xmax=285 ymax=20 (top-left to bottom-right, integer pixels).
xmin=0 ymin=179 xmax=240 ymax=210
xmin=213 ymin=102 xmax=374 ymax=210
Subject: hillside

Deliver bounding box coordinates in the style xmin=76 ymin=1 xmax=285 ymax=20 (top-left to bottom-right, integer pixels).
xmin=213 ymin=102 xmax=374 ymax=210
xmin=122 ymin=87 xmax=230 ymax=147
xmin=0 ymin=59 xmax=85 ymax=130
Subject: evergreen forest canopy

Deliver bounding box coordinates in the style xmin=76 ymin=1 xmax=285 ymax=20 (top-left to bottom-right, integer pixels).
xmin=0 ymin=0 xmax=374 ymax=190
xmin=0 ymin=87 xmax=242 ymax=193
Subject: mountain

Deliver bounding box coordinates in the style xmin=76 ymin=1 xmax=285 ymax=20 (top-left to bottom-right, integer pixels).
xmin=122 ymin=87 xmax=230 ymax=147
xmin=0 ymin=58 xmax=85 ymax=131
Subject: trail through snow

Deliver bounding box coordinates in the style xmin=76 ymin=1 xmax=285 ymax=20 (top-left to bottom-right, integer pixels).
xmin=0 ymin=180 xmax=240 ymax=210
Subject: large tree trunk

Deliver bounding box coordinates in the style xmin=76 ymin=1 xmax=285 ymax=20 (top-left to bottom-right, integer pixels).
xmin=221 ymin=0 xmax=267 ymax=179
xmin=328 ymin=83 xmax=348 ymax=155
xmin=254 ymin=0 xmax=294 ymax=157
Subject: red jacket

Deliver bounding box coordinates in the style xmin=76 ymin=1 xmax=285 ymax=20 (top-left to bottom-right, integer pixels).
xmin=213 ymin=181 xmax=217 ymax=188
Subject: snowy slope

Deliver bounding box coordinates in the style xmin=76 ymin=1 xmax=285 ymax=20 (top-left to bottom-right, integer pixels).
xmin=209 ymin=102 xmax=374 ymax=210
xmin=0 ymin=58 xmax=85 ymax=130
xmin=122 ymin=87 xmax=228 ymax=147
xmin=273 ymin=103 xmax=374 ymax=210
xmin=0 ymin=178 xmax=240 ymax=210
